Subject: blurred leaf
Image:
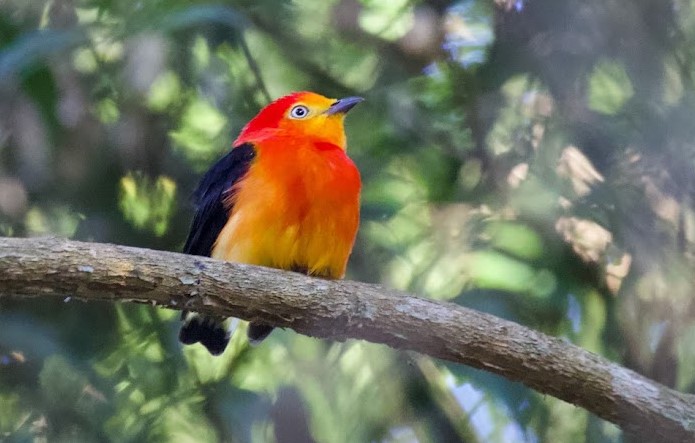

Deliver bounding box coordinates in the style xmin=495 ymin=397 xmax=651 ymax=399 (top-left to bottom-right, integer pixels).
xmin=39 ymin=355 xmax=88 ymax=410
xmin=485 ymin=221 xmax=543 ymax=260
xmin=468 ymin=250 xmax=556 ymax=298
xmin=587 ymin=59 xmax=634 ymax=115
xmin=147 ymin=71 xmax=182 ymax=112
xmin=94 ymin=98 xmax=119 ymax=125
xmin=359 ymin=0 xmax=413 ymax=41
xmin=169 ymin=98 xmax=229 ymax=166
xmin=24 ymin=205 xmax=83 ymax=237
xmin=119 ymin=172 xmax=177 ymax=236
xmin=0 ymin=392 xmax=24 ymax=435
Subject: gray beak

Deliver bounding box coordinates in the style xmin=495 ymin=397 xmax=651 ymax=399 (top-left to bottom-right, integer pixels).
xmin=326 ymin=96 xmax=364 ymax=115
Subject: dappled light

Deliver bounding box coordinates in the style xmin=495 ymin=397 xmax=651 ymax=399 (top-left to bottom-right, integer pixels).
xmin=2 ymin=0 xmax=695 ymax=441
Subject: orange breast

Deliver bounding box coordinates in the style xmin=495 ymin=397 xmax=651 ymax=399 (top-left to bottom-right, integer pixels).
xmin=211 ymin=138 xmax=360 ymax=279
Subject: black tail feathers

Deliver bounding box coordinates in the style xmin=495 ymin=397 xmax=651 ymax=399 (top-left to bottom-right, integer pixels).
xmin=179 ymin=313 xmax=230 ymax=356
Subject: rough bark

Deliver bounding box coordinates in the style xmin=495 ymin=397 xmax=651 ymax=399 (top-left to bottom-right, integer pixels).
xmin=1 ymin=236 xmax=694 ymax=441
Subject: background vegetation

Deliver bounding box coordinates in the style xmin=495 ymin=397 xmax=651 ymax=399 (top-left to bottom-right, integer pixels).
xmin=1 ymin=0 xmax=694 ymax=441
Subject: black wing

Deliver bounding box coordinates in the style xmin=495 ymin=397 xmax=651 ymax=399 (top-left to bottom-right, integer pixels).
xmin=183 ymin=143 xmax=256 ymax=257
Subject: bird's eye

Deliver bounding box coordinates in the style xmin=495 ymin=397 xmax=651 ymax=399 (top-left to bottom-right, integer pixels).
xmin=289 ymin=105 xmax=309 ymax=119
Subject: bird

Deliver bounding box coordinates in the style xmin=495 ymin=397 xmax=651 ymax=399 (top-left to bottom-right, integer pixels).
xmin=178 ymin=91 xmax=363 ymax=355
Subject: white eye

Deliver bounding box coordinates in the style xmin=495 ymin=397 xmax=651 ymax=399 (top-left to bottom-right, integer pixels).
xmin=289 ymin=105 xmax=309 ymax=119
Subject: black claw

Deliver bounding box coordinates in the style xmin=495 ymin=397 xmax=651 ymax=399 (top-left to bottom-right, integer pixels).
xmin=247 ymin=323 xmax=274 ymax=344
xmin=179 ymin=315 xmax=230 ymax=355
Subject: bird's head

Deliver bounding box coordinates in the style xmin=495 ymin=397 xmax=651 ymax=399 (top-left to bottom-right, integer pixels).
xmin=234 ymin=91 xmax=363 ymax=150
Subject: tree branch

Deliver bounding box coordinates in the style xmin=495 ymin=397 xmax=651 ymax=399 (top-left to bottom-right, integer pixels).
xmin=1 ymin=236 xmax=694 ymax=441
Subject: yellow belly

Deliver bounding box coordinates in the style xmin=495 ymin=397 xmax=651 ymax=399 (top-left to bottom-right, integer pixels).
xmin=211 ymin=144 xmax=360 ymax=279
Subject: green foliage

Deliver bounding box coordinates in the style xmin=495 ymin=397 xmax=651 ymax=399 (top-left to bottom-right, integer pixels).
xmin=119 ymin=172 xmax=177 ymax=236
xmin=170 ymin=97 xmax=229 ymax=166
xmin=587 ymin=60 xmax=634 ymax=115
xmin=2 ymin=0 xmax=695 ymax=442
